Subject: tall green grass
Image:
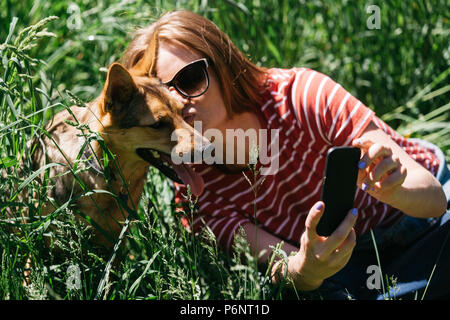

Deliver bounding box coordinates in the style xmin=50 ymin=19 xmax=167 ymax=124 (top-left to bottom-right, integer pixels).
xmin=0 ymin=0 xmax=449 ymax=300
xmin=0 ymin=12 xmax=285 ymax=300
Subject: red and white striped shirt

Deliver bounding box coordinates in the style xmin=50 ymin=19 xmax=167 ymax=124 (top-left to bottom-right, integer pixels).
xmin=175 ymin=68 xmax=440 ymax=252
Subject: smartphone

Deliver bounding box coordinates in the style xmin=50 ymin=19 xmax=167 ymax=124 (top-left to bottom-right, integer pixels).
xmin=316 ymin=146 xmax=361 ymax=237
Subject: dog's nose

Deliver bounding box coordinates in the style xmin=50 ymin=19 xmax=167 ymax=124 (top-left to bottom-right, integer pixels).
xmin=182 ymin=105 xmax=196 ymax=125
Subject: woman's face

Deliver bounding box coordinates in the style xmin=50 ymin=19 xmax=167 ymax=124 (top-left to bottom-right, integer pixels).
xmin=156 ymin=41 xmax=228 ymax=134
xmin=155 ymin=41 xmax=260 ymax=171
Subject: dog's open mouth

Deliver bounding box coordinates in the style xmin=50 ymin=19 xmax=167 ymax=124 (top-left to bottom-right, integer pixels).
xmin=136 ymin=148 xmax=204 ymax=197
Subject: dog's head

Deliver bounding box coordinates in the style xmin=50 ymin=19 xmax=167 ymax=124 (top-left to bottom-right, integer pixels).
xmin=95 ymin=33 xmax=211 ymax=196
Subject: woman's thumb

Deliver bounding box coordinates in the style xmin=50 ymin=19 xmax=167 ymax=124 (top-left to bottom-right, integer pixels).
xmin=305 ymin=201 xmax=325 ymax=237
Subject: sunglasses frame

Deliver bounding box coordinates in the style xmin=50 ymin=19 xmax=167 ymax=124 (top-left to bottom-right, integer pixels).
xmin=163 ymin=58 xmax=210 ymax=98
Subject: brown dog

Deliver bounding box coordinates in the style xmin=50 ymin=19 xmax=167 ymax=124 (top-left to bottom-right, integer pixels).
xmin=19 ymin=33 xmax=211 ymax=248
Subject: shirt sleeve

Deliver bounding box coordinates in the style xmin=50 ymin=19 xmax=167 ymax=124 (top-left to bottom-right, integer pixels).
xmin=290 ymin=68 xmax=375 ymax=146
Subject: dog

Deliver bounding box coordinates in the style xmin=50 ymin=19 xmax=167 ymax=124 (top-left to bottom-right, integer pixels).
xmin=12 ymin=32 xmax=211 ymax=249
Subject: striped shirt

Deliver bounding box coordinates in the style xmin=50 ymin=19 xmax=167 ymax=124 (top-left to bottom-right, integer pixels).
xmin=174 ymin=68 xmax=441 ymax=252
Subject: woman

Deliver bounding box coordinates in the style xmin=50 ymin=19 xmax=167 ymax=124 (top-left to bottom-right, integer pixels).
xmin=122 ymin=10 xmax=450 ymax=299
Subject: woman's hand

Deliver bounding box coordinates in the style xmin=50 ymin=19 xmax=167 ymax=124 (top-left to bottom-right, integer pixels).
xmin=352 ymin=137 xmax=407 ymax=199
xmin=272 ymin=201 xmax=357 ymax=291
xmin=350 ymin=121 xmax=446 ymax=218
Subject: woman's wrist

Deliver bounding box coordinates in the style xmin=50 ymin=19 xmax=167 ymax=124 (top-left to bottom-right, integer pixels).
xmin=271 ymin=255 xmax=323 ymax=291
xmin=288 ymin=255 xmax=323 ymax=291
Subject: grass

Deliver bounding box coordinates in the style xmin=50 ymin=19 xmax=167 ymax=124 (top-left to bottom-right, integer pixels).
xmin=0 ymin=0 xmax=449 ymax=300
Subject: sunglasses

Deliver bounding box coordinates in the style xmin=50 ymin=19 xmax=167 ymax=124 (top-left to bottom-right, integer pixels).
xmin=163 ymin=58 xmax=210 ymax=98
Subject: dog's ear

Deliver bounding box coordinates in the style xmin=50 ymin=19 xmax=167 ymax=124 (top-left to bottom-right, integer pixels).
xmin=102 ymin=62 xmax=138 ymax=114
xmin=131 ymin=31 xmax=159 ymax=77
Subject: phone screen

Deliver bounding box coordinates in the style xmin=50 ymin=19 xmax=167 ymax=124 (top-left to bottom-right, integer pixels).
xmin=316 ymin=146 xmax=361 ymax=236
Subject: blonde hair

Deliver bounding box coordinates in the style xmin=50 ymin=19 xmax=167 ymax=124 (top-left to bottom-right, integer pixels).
xmin=121 ymin=10 xmax=267 ymax=116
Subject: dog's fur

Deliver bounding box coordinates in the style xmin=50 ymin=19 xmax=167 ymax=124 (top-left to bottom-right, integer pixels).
xmin=15 ymin=33 xmax=208 ymax=248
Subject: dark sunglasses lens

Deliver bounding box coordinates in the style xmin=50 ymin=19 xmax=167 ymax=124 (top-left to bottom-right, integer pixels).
xmin=174 ymin=62 xmax=208 ymax=97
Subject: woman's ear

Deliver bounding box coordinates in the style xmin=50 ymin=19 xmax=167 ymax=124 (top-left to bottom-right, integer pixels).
xmin=131 ymin=31 xmax=159 ymax=77
xmin=102 ymin=62 xmax=138 ymax=115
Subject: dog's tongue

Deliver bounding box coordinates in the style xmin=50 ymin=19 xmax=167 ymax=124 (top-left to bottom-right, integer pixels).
xmin=172 ymin=163 xmax=204 ymax=197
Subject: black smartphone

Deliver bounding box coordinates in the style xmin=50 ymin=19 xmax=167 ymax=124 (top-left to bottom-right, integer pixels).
xmin=316 ymin=146 xmax=361 ymax=237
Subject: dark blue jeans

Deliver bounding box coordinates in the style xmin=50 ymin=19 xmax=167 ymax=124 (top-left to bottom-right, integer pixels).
xmin=314 ymin=140 xmax=450 ymax=300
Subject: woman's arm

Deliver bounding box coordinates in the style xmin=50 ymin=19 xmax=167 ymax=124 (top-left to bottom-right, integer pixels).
xmin=241 ymin=221 xmax=299 ymax=263
xmin=353 ymin=121 xmax=447 ymax=218
xmin=242 ymin=201 xmax=358 ymax=291
xmin=241 ymin=121 xmax=446 ymax=292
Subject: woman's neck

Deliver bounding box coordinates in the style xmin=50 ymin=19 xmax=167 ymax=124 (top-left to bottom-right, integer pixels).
xmin=216 ymin=111 xmax=262 ymax=172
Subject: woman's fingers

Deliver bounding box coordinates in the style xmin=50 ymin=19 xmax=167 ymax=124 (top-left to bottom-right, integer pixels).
xmin=305 ymin=201 xmax=325 ymax=239
xmin=304 ymin=202 xmax=358 ymax=258
xmin=364 ymin=155 xmax=401 ymax=190
xmin=353 ymin=137 xmax=405 ymax=192
xmin=377 ymin=164 xmax=407 ymax=190
xmin=299 ymin=203 xmax=357 ymax=280
xmin=321 ymin=208 xmax=358 ymax=257
xmin=371 ymin=155 xmax=399 ymax=181
xmin=335 ymin=228 xmax=356 ymax=255
xmin=329 ymin=228 xmax=357 ymax=268
xmin=354 ymin=139 xmax=392 ymax=171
